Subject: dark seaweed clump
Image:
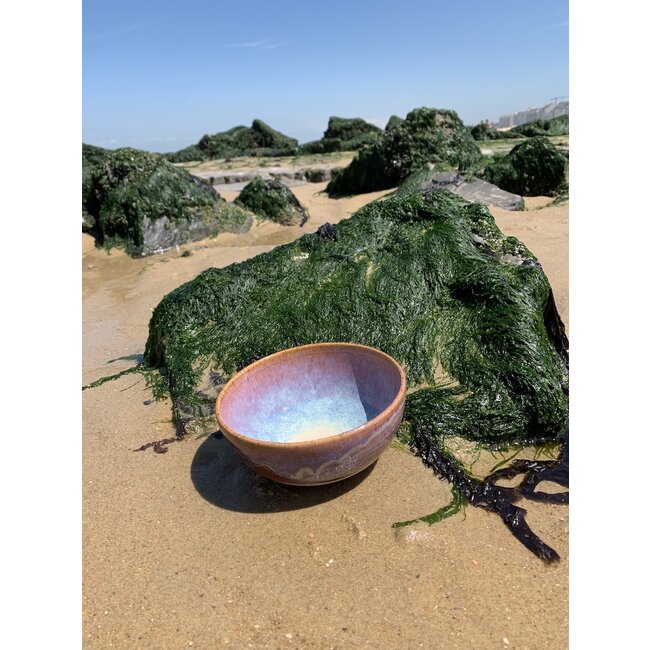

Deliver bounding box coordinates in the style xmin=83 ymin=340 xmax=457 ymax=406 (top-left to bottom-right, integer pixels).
xmin=299 ymin=116 xmax=381 ymax=154
xmin=326 ymin=107 xmax=482 ymax=196
xmin=165 ymin=119 xmax=298 ymax=162
xmin=145 ymin=190 xmax=567 ymax=445
xmin=482 ymin=137 xmax=568 ymax=196
xmin=385 ymin=115 xmax=405 ymax=131
xmin=235 ymin=178 xmax=309 ymax=226
xmin=83 ymin=147 xmax=251 ymax=256
xmin=470 ymin=122 xmax=510 ymax=141
xmin=82 ymin=143 xmax=111 ymax=229
xmin=510 ymin=114 xmax=569 ymax=138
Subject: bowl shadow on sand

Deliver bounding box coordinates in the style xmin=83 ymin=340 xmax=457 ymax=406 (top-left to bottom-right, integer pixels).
xmin=190 ymin=432 xmax=376 ymax=514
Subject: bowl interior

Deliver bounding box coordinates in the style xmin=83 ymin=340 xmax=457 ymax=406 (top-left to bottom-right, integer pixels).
xmin=218 ymin=345 xmax=403 ymax=444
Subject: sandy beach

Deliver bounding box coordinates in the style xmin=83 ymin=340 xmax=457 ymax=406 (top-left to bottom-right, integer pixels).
xmin=82 ymin=183 xmax=568 ymax=649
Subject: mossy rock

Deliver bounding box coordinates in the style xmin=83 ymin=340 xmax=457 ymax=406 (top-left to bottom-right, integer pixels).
xmin=165 ymin=120 xmax=298 ymax=162
xmin=298 ymin=116 xmax=381 ymax=154
xmin=482 ymin=136 xmax=568 ymax=196
xmin=84 ymin=147 xmax=252 ymax=256
xmin=510 ymin=114 xmax=569 ymax=138
xmin=235 ymin=178 xmax=309 ymax=226
xmin=326 ymin=107 xmax=482 ymax=196
xmin=385 ymin=115 xmax=404 ymax=131
xmin=145 ymin=189 xmax=568 ymax=448
xmin=82 ymin=143 xmax=111 ymax=229
xmin=470 ymin=123 xmax=509 ymax=141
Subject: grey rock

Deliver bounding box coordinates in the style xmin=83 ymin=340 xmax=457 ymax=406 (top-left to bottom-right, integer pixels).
xmin=139 ymin=209 xmax=253 ymax=257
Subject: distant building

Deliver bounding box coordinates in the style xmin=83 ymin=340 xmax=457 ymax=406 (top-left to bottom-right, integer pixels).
xmin=496 ymin=101 xmax=568 ymax=129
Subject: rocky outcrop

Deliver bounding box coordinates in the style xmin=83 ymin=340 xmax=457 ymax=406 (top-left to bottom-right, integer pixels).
xmin=189 ymin=165 xmax=338 ymax=191
xmin=145 ymin=189 xmax=568 ymax=449
xmin=482 ymin=136 xmax=568 ymax=196
xmin=299 ymin=116 xmax=381 ymax=154
xmin=326 ymin=107 xmax=482 ymax=196
xmin=83 ymin=147 xmax=252 ymax=256
xmin=235 ymin=178 xmax=309 ymax=226
xmin=398 ymin=169 xmax=524 ymax=210
xmin=165 ymin=120 xmax=299 ymax=162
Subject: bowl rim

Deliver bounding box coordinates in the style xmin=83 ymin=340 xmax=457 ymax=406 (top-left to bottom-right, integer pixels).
xmin=215 ymin=342 xmax=407 ymax=449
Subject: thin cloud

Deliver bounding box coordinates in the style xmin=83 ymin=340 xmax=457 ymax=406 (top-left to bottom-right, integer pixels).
xmin=539 ymin=20 xmax=569 ymax=30
xmin=223 ymin=37 xmax=282 ymax=49
xmin=86 ymin=23 xmax=143 ymax=41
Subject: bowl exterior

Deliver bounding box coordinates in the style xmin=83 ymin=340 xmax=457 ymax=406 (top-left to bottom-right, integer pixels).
xmin=220 ymin=399 xmax=404 ymax=485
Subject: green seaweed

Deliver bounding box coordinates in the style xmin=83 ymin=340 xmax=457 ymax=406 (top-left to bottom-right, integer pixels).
xmin=165 ymin=120 xmax=298 ymax=162
xmin=144 ymin=189 xmax=568 ymax=447
xmin=385 ymin=115 xmax=404 ymax=131
xmin=510 ymin=114 xmax=569 ymax=138
xmin=326 ymin=107 xmax=482 ymax=196
xmin=393 ymin=485 xmax=467 ymax=527
xmin=470 ymin=122 xmax=509 ymax=141
xmin=482 ymin=137 xmax=568 ymax=196
xmin=299 ymin=117 xmax=381 ymax=154
xmin=84 ymin=147 xmax=252 ymax=255
xmin=235 ymin=178 xmax=309 ymax=226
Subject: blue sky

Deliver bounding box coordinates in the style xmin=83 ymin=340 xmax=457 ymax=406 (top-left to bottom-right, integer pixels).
xmin=83 ymin=0 xmax=568 ymax=152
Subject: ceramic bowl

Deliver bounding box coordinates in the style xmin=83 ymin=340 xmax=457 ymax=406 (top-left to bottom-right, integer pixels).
xmin=215 ymin=342 xmax=407 ymax=486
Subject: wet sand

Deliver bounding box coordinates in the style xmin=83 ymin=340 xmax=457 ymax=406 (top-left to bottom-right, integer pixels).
xmin=83 ymin=184 xmax=568 ymax=649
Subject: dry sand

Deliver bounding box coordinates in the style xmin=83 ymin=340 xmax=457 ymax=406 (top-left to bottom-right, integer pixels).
xmin=83 ymin=183 xmax=568 ymax=649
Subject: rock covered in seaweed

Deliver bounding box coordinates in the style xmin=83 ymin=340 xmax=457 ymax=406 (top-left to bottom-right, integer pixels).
xmin=145 ymin=189 xmax=568 ymax=445
xmin=234 ymin=178 xmax=309 ymax=226
xmin=84 ymin=147 xmax=252 ymax=256
xmin=482 ymin=136 xmax=568 ymax=196
xmin=326 ymin=107 xmax=482 ymax=196
xmin=509 ymin=114 xmax=569 ymax=138
xmin=299 ymin=116 xmax=381 ymax=153
xmin=385 ymin=115 xmax=404 ymax=131
xmin=82 ymin=143 xmax=111 ymax=230
xmin=470 ymin=122 xmax=509 ymax=141
xmin=165 ymin=119 xmax=298 ymax=162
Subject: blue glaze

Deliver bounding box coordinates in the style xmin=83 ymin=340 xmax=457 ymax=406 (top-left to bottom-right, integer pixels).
xmin=236 ymin=370 xmax=381 ymax=443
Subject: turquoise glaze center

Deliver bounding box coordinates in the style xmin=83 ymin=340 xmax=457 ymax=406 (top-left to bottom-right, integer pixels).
xmin=219 ymin=349 xmax=401 ymax=445
xmin=239 ymin=372 xmax=380 ymax=443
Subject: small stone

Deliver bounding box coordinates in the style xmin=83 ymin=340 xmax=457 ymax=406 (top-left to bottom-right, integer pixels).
xmin=503 ymin=638 xmax=509 ymax=645
xmin=285 ymin=633 xmax=293 ymax=639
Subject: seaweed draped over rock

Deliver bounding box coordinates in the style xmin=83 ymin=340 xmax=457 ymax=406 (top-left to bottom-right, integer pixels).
xmin=510 ymin=114 xmax=569 ymax=138
xmin=326 ymin=107 xmax=482 ymax=196
xmin=84 ymin=147 xmax=252 ymax=256
xmin=145 ymin=190 xmax=568 ymax=449
xmin=299 ymin=116 xmax=381 ymax=154
xmin=482 ymin=136 xmax=568 ymax=197
xmin=235 ymin=178 xmax=309 ymax=226
xmin=82 ymin=143 xmax=111 ymax=230
xmin=165 ymin=119 xmax=299 ymax=162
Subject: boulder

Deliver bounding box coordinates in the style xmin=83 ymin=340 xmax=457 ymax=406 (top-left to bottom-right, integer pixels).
xmin=385 ymin=115 xmax=404 ymax=130
xmin=470 ymin=122 xmax=509 ymax=141
xmin=326 ymin=107 xmax=482 ymax=196
xmin=145 ymin=189 xmax=568 ymax=449
xmin=398 ymin=169 xmax=524 ymax=210
xmin=82 ymin=143 xmax=111 ymax=229
xmin=299 ymin=116 xmax=381 ymax=154
xmin=235 ymin=178 xmax=309 ymax=226
xmin=84 ymin=147 xmax=252 ymax=256
xmin=165 ymin=119 xmax=298 ymax=162
xmin=482 ymin=136 xmax=568 ymax=196
xmin=510 ymin=114 xmax=569 ymax=138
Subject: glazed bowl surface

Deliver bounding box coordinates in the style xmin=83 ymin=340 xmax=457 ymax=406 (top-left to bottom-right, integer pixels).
xmin=216 ymin=342 xmax=406 ymax=485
